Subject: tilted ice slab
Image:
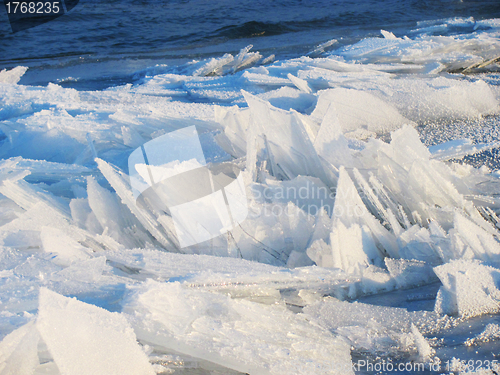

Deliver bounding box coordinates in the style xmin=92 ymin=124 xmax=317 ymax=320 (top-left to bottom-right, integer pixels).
xmin=0 ymin=288 xmax=154 ymax=375
xmin=123 ymin=280 xmax=354 ymax=375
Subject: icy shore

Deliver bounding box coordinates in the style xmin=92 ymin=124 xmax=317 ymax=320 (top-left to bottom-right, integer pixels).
xmin=1 ymin=18 xmax=500 ymax=374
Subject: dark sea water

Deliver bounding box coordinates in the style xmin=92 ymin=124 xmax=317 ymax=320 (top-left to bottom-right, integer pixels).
xmin=1 ymin=0 xmax=500 ymax=87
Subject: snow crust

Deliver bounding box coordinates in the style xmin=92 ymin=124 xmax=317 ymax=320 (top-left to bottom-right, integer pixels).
xmin=1 ymin=17 xmax=500 ymax=374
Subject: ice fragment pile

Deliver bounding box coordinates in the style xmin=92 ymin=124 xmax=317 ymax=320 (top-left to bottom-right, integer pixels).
xmin=1 ymin=17 xmax=500 ymax=373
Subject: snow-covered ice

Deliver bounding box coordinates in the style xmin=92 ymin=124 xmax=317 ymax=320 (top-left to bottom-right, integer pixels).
xmin=123 ymin=280 xmax=353 ymax=375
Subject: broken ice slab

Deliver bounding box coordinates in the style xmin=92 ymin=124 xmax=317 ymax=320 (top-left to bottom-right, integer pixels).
xmin=460 ymin=54 xmax=500 ymax=73
xmin=0 ymin=66 xmax=28 ymax=84
xmin=450 ymin=212 xmax=500 ymax=262
xmin=0 ymin=321 xmax=40 ymax=375
xmin=123 ymin=280 xmax=354 ymax=375
xmin=242 ymin=91 xmax=329 ymax=183
xmin=306 ymin=74 xmax=499 ymax=124
xmin=0 ymin=288 xmax=156 ymax=375
xmin=388 ymin=78 xmax=499 ymax=122
xmin=313 ymin=103 xmax=354 ymax=168
xmin=0 ymin=202 xmax=74 ymax=237
xmin=106 ymin=248 xmax=355 ymax=302
xmin=397 ymin=225 xmax=443 ymax=265
xmin=214 ymin=105 xmax=251 ymax=157
xmin=370 ymin=125 xmax=489 ymax=231
xmin=287 ymin=73 xmax=313 ymax=94
xmin=303 ymin=297 xmax=457 ymax=359
xmin=307 ymin=39 xmax=338 ymax=57
xmin=411 ymin=323 xmax=435 ymax=362
xmin=310 ymin=88 xmax=413 ymax=135
xmin=96 ymin=158 xmax=179 ymax=251
xmin=0 ymin=197 xmax=130 ymax=256
xmin=86 ymin=175 xmax=153 ymax=249
xmin=0 ymin=178 xmax=71 ymax=217
xmin=183 ymin=45 xmax=264 ymax=77
xmin=385 ymin=258 xmax=439 ymax=289
xmin=335 ymin=35 xmax=411 ymax=62
xmin=0 ymin=157 xmax=92 ymax=184
xmin=40 ymin=227 xmax=91 ymax=267
xmin=332 ymin=167 xmax=398 ymax=264
xmin=0 ymin=159 xmax=88 ymax=220
xmin=311 ymin=57 xmax=425 ymax=74
xmin=434 ymin=259 xmax=500 ymax=318
xmin=193 ymin=54 xmax=234 ymax=76
xmin=334 ymin=29 xmax=500 ymax=73
xmin=241 ymin=71 xmax=293 ymax=87
xmin=35 ymin=288 xmax=155 ymax=375
xmin=232 ymin=46 xmax=262 ymax=73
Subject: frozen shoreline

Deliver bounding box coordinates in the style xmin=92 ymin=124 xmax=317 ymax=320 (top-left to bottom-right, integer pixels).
xmin=1 ymin=17 xmax=500 ymax=374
